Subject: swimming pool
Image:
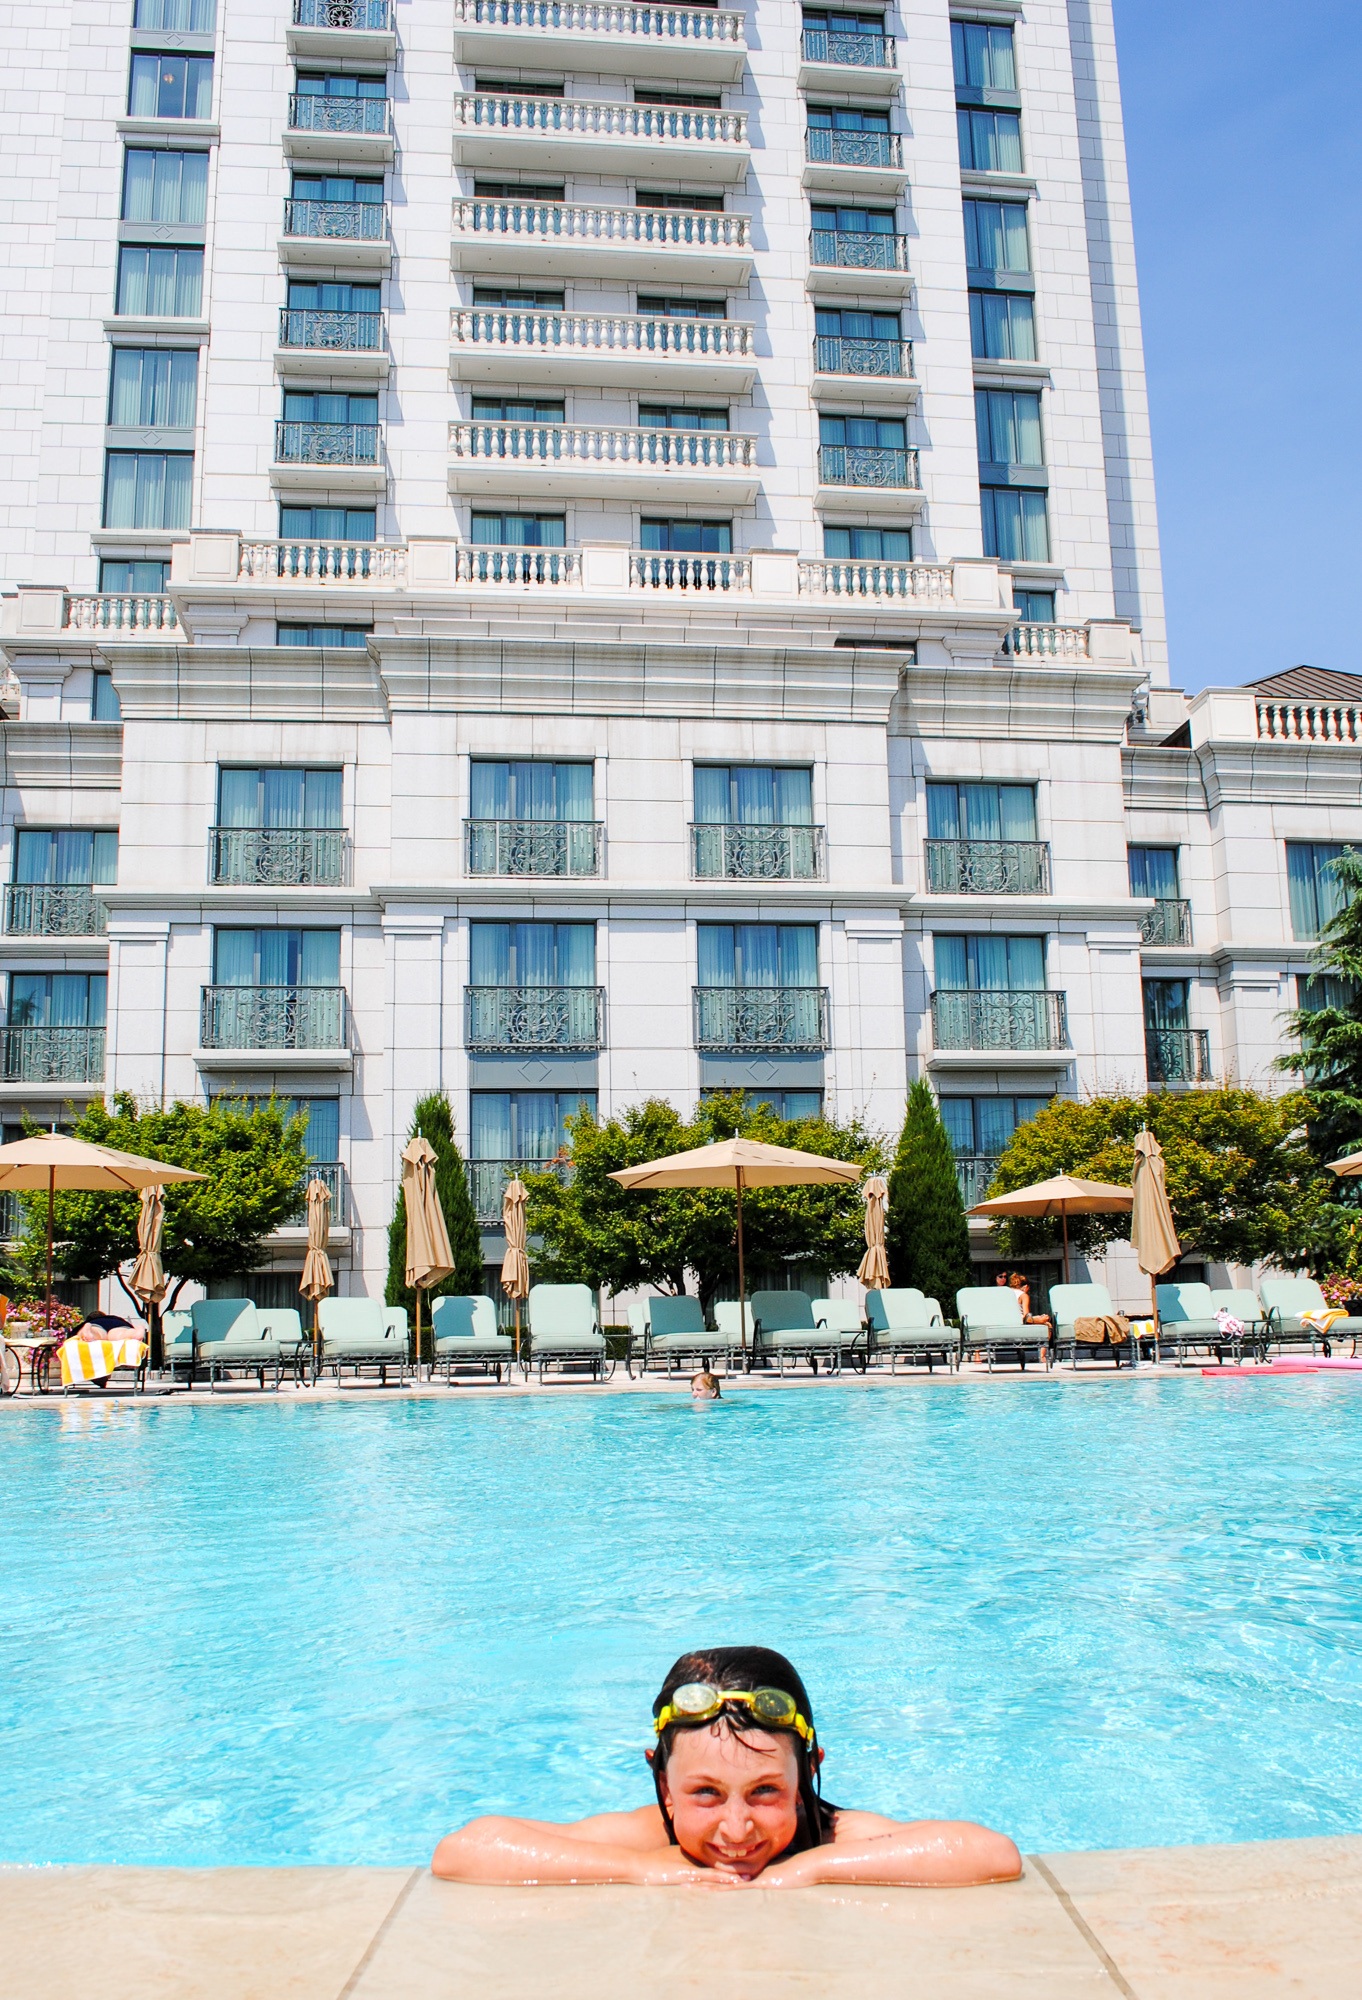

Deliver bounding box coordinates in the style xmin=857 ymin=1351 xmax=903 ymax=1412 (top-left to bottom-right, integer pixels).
xmin=2 ymin=1377 xmax=1360 ymax=1866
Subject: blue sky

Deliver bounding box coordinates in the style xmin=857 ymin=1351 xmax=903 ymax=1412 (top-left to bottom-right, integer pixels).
xmin=1112 ymin=0 xmax=1362 ymax=689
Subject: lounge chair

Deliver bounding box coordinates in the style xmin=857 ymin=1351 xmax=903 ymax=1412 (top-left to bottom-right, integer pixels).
xmin=1153 ymin=1282 xmax=1238 ymax=1365
xmin=813 ymin=1298 xmax=869 ymax=1369
xmin=527 ymin=1283 xmax=611 ymax=1380
xmin=162 ymin=1308 xmax=195 ymax=1386
xmin=189 ymin=1298 xmax=287 ymax=1390
xmin=1208 ymin=1288 xmax=1269 ymax=1360
xmin=431 ymin=1295 xmax=515 ymax=1382
xmin=1050 ymin=1282 xmax=1131 ymax=1369
xmin=864 ymin=1288 xmax=958 ymax=1372
xmin=641 ymin=1295 xmax=728 ymax=1375
xmin=750 ymin=1291 xmax=847 ymax=1374
xmin=1258 ymin=1277 xmax=1362 ymax=1355
xmin=316 ymin=1298 xmax=410 ymax=1384
xmin=955 ymin=1287 xmax=1047 ymax=1370
xmin=713 ymin=1302 xmax=754 ymax=1351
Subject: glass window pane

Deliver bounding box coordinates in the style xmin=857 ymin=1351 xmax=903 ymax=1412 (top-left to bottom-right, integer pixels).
xmin=697 ymin=924 xmax=735 ymax=985
xmin=304 ymin=769 xmax=343 ymax=828
xmin=470 ymin=763 xmax=509 ymax=820
xmin=300 ymin=930 xmax=340 ymax=986
xmin=218 ymin=770 xmax=259 ymax=827
xmin=693 ymin=767 xmax=730 ymax=824
xmin=934 ymin=935 xmax=968 ymax=990
xmin=1006 ymin=936 xmax=1045 ymax=989
xmin=939 ymin=1097 xmax=975 ymax=1153
xmin=998 ymin=786 xmax=1037 ymax=840
xmin=926 ymin=783 xmax=959 ymax=840
xmin=975 ymin=1098 xmax=1017 ymax=1155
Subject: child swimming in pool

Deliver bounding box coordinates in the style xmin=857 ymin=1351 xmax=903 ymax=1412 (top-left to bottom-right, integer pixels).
xmin=431 ymin=1645 xmax=1021 ymax=1889
xmin=690 ymin=1371 xmax=721 ymax=1400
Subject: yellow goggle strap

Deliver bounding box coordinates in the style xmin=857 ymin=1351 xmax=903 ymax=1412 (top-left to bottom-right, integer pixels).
xmin=654 ymin=1687 xmax=814 ymax=1744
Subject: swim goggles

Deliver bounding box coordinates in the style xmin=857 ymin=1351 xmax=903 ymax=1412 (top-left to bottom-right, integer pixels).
xmin=654 ymin=1682 xmax=815 ymax=1744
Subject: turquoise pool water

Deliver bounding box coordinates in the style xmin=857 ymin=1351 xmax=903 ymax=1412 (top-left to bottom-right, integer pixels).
xmin=2 ymin=1377 xmax=1361 ymax=1865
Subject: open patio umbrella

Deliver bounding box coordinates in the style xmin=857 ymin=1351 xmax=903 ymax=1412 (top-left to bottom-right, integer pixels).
xmin=0 ymin=1133 xmax=202 ymax=1327
xmin=969 ymin=1173 xmax=1134 ymax=1285
xmin=300 ymin=1177 xmax=334 ymax=1366
xmin=1130 ymin=1130 xmax=1180 ymax=1343
xmin=128 ymin=1185 xmax=168 ymax=1368
xmin=1326 ymin=1149 xmax=1362 ymax=1176
xmin=609 ymin=1138 xmax=863 ymax=1357
xmin=403 ymin=1135 xmax=453 ymax=1368
xmin=500 ymin=1176 xmax=530 ymax=1364
xmin=857 ymin=1174 xmax=890 ymax=1290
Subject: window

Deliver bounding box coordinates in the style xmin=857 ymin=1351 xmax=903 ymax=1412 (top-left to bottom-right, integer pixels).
xmin=281 ymin=390 xmax=378 ymax=426
xmin=964 ymin=199 xmax=1031 ymax=278
xmin=981 ymin=487 xmax=1049 ymax=562
xmin=641 ymin=519 xmax=732 ymax=553
xmin=636 ymin=189 xmax=726 ymax=211
xmin=1143 ymin=978 xmax=1189 ymax=1032
xmin=474 ymin=77 xmax=565 ymax=97
xmin=276 ymin=624 xmax=371 ymax=648
xmin=969 ymin=290 xmax=1036 ymax=361
xmin=703 ymin=1087 xmax=824 ymax=1121
xmin=223 ymin=1096 xmax=340 ymax=1164
xmin=695 ymin=766 xmax=813 ymax=827
xmin=469 ymin=923 xmax=596 ymax=985
xmin=473 ymin=180 xmax=566 ymax=203
xmin=1128 ymin=847 xmax=1180 ymax=899
xmin=934 ymin=934 xmax=1045 ymax=991
xmin=976 ymin=389 xmax=1044 ymax=469
xmin=470 ymin=511 xmax=566 ymax=546
xmin=6 ymin=973 xmax=106 ymax=1028
xmin=951 ymin=21 xmax=1017 ymax=94
xmin=635 ymin=89 xmax=722 ymax=109
xmin=815 ymin=306 xmax=900 ymax=339
xmin=92 ymin=673 xmax=122 ymax=721
xmin=212 ymin=930 xmax=340 ymax=986
xmin=802 ymin=9 xmax=886 ymax=33
xmin=822 ymin=525 xmax=912 ymax=560
xmin=471 ymin=1091 xmax=596 ymax=1163
xmin=811 ymin=202 xmax=896 ymax=235
xmin=134 ymin=0 xmax=216 ymax=26
xmin=128 ymin=54 xmax=213 ymax=120
xmin=286 ymin=280 xmax=380 ymax=314
xmin=296 ymin=72 xmax=387 ymax=100
xmin=470 ymin=397 xmax=564 ymax=423
xmin=940 ymin=1095 xmax=1049 ymax=1159
xmin=1298 ymin=974 xmax=1357 ymax=1014
xmin=470 ymin=762 xmax=593 ymax=822
xmin=217 ymin=769 xmax=342 ymax=830
xmin=927 ymin=783 xmax=1036 ymax=842
xmin=639 ymin=404 xmax=728 ymax=431
xmin=13 ymin=830 xmax=117 ymax=888
xmin=116 ymin=245 xmax=203 ymax=317
xmin=1286 ymin=841 xmax=1353 ymax=940
xmin=108 ymin=348 xmax=197 ymax=429
xmin=103 ymin=452 xmax=192 ymax=530
xmin=100 ymin=559 xmax=169 ymax=593
xmin=1013 ymin=588 xmax=1054 ymax=622
xmin=292 ymin=173 xmax=384 ymax=205
xmin=958 ymin=109 xmax=1022 ymax=173
xmin=697 ymin=924 xmax=819 ymax=987
xmin=121 ymin=148 xmax=208 ymax=225
xmin=807 ymin=104 xmax=891 ymax=132
xmin=819 ymin=414 xmax=906 ymax=449
xmin=472 ymin=286 xmax=566 ymax=308
xmin=636 ymin=294 xmax=725 ymax=319
xmin=279 ymin=506 xmax=376 ymax=543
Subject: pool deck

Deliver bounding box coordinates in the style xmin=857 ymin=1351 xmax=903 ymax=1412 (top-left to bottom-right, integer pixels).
xmin=6 ymin=1839 xmax=1360 ymax=1997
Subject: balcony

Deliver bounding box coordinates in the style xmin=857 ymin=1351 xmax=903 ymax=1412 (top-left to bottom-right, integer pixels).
xmin=464 ymin=819 xmax=603 ymax=878
xmin=923 ymin=840 xmax=1051 ymax=896
xmin=451 ymin=198 xmax=752 ymax=285
xmin=449 ymin=308 xmax=756 ymax=392
xmin=62 ymin=594 xmax=179 ymax=637
xmin=0 ymin=1026 xmax=105 ymax=1086
xmin=447 ymin=421 xmax=759 ymax=502
xmin=690 ymin=824 xmax=824 ymax=882
xmin=4 ymin=885 xmax=109 ymax=937
xmin=272 ymin=421 xmax=384 ymax=492
xmin=199 ymin=986 xmax=348 ymax=1055
xmin=1002 ymin=624 xmax=1091 ymax=663
xmin=808 ymin=230 xmax=912 ymax=297
xmin=289 ymin=1 xmax=396 ymax=62
xmin=804 ymin=128 xmax=905 ymax=196
xmin=1145 ymin=1027 xmax=1211 ymax=1086
xmin=465 ymin=985 xmax=604 ymax=1052
xmin=817 ymin=444 xmax=921 ymax=515
xmin=955 ymin=1154 xmax=1000 ymax=1210
xmin=209 ymin=828 xmax=349 ymax=889
xmin=276 ymin=308 xmax=387 ymax=381
xmin=468 ymin=1155 xmax=570 ymax=1225
xmin=800 ymin=27 xmax=899 ymax=97
xmin=797 ymin=557 xmax=951 ymax=605
xmin=281 ymin=199 xmax=391 ymax=268
xmin=451 ymin=92 xmax=749 ymax=182
xmin=284 ymin=1160 xmax=348 ymax=1228
xmin=814 ymin=334 xmax=913 ymax=381
xmin=694 ymin=986 xmax=829 ymax=1053
xmin=453 ymin=546 xmax=582 ymax=586
xmin=931 ymin=990 xmax=1068 ymax=1054
xmin=631 ymin=552 xmax=750 ymax=593
xmin=452 ymin=0 xmax=747 ymax=83
xmin=285 ymin=94 xmax=394 ymax=163
xmin=1141 ymin=898 xmax=1192 ymax=948
xmin=240 ymin=538 xmax=407 ymax=584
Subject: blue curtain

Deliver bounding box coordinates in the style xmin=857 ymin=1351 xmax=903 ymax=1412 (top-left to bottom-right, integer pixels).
xmin=554 ymin=924 xmax=595 ymax=987
xmin=470 ymin=924 xmax=509 ymax=985
xmin=697 ymin=925 xmax=735 ymax=985
xmin=1144 ymin=980 xmax=1188 ymax=1031
xmin=109 ymin=349 xmax=197 ymax=427
xmin=304 ymin=769 xmax=342 ymax=827
xmin=926 ymin=785 xmax=959 ymax=840
xmin=1128 ymin=847 xmax=1180 ymax=898
xmin=471 ymin=1093 xmax=513 ymax=1160
xmin=218 ymin=771 xmax=258 ymax=828
xmin=778 ymin=926 xmax=818 ymax=986
xmin=935 ymin=935 xmax=1044 ymax=991
xmin=262 ymin=770 xmax=305 ymax=830
xmin=300 ymin=932 xmax=339 ymax=986
xmin=940 ymin=1098 xmax=975 ymax=1154
xmin=975 ymin=1099 xmax=1019 ymax=1155
xmin=693 ymin=768 xmax=731 ymax=825
xmin=998 ymin=786 xmax=1037 ymax=840
xmin=556 ymin=764 xmax=593 ymax=821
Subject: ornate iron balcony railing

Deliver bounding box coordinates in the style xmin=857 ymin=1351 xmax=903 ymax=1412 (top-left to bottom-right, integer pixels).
xmin=1002 ymin=623 xmax=1091 ymax=661
xmin=465 ymin=819 xmax=603 ymax=877
xmin=288 ymin=94 xmax=391 ymax=136
xmin=1140 ymin=898 xmax=1192 ymax=947
xmin=4 ymin=885 xmax=109 ymax=936
xmin=283 ymin=198 xmax=388 ymax=240
xmin=1145 ymin=1027 xmax=1211 ymax=1085
xmin=451 ymin=307 xmax=755 ymax=359
xmin=274 ymin=421 xmax=380 ymax=466
xmin=199 ymin=986 xmax=348 ymax=1051
xmin=690 ymin=823 xmax=824 ymax=881
xmin=931 ymin=989 xmax=1067 ymax=1052
xmin=278 ymin=308 xmax=383 ymax=351
xmin=0 ymin=1026 xmax=106 ymax=1083
xmin=798 ymin=558 xmax=950 ymax=602
xmin=801 ymin=27 xmax=895 ymax=67
xmin=693 ymin=985 xmax=829 ymax=1052
xmin=806 ymin=129 xmax=901 ymax=169
xmin=955 ymin=1154 xmax=1001 ymax=1210
xmin=451 ymin=198 xmax=750 ymax=252
xmin=465 ymin=984 xmax=604 ymax=1051
xmin=209 ymin=827 xmax=349 ymax=888
xmin=924 ymin=839 xmax=1051 ymax=896
xmin=453 ymin=0 xmax=745 ymax=46
xmin=809 ymin=228 xmax=910 ymax=271
xmin=449 ymin=421 xmax=756 ymax=471
xmin=818 ymin=443 xmax=919 ymax=489
xmin=453 ymin=91 xmax=747 ymax=148
xmin=631 ymin=553 xmax=750 ymax=592
xmin=467 ymin=1155 xmax=571 ymax=1225
xmin=294 ymin=0 xmax=391 ymax=27
xmin=813 ymin=333 xmax=911 ymax=377
xmin=239 ymin=539 xmax=406 ymax=583
xmin=284 ymin=1161 xmax=348 ymax=1227
xmin=63 ymin=593 xmax=178 ymax=634
xmin=454 ymin=546 xmax=581 ymax=585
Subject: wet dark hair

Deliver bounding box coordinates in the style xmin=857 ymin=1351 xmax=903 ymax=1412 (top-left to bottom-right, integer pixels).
xmin=649 ymin=1646 xmax=837 ymax=1850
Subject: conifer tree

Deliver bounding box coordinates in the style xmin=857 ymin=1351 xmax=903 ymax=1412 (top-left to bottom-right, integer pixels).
xmin=1277 ymin=847 xmax=1362 ymax=1163
xmin=885 ymin=1080 xmax=973 ymax=1310
xmin=386 ymin=1094 xmax=485 ymax=1327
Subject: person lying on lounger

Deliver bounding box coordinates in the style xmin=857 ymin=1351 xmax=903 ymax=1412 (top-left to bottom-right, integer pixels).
xmin=431 ymin=1645 xmax=1021 ymax=1889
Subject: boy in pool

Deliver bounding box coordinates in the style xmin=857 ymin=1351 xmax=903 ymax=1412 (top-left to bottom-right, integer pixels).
xmin=432 ymin=1646 xmax=1021 ymax=1889
xmin=690 ymin=1371 xmax=721 ymax=1400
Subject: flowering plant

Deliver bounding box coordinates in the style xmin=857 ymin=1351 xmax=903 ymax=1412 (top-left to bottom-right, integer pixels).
xmin=1319 ymin=1274 xmax=1361 ymax=1310
xmin=10 ymin=1299 xmax=85 ymax=1337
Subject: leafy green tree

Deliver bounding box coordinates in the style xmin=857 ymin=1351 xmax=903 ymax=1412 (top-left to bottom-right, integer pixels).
xmin=385 ymin=1094 xmax=485 ymax=1331
xmin=524 ymin=1090 xmax=886 ymax=1306
xmin=1277 ymin=846 xmax=1362 ymax=1163
xmin=984 ymin=1087 xmax=1331 ymax=1271
xmin=885 ymin=1080 xmax=973 ymax=1308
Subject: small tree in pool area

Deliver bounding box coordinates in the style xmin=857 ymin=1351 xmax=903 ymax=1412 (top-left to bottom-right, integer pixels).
xmin=885 ymin=1081 xmax=973 ymax=1310
xmin=385 ymin=1094 xmax=485 ymax=1339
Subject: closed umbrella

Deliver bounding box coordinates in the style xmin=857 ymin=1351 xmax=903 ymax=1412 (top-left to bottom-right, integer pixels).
xmin=857 ymin=1174 xmax=890 ymax=1290
xmin=609 ymin=1138 xmax=863 ymax=1358
xmin=1130 ymin=1129 xmax=1180 ymax=1355
xmin=300 ymin=1177 xmax=334 ymax=1369
xmin=403 ymin=1135 xmax=454 ymax=1369
xmin=970 ymin=1173 xmax=1134 ymax=1285
xmin=128 ymin=1185 xmax=168 ymax=1369
xmin=500 ymin=1176 xmax=530 ymax=1365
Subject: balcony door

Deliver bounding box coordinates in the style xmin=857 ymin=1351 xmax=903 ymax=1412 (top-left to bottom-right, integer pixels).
xmin=469 ymin=922 xmax=595 ymax=988
xmin=934 ymin=934 xmax=1044 ymax=992
xmin=212 ymin=929 xmax=340 ymax=987
xmin=7 ymin=972 xmax=106 ymax=1028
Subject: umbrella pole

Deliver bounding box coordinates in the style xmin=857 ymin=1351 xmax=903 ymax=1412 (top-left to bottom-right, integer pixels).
xmin=1061 ymin=1208 xmax=1070 ymax=1287
xmin=45 ymin=1168 xmax=54 ymax=1326
xmin=735 ymin=1168 xmax=748 ymax=1368
xmin=415 ymin=1285 xmax=423 ymax=1376
xmin=514 ymin=1299 xmax=521 ymax=1367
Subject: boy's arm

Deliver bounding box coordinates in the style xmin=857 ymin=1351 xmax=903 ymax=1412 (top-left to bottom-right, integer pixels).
xmin=431 ymin=1809 xmax=736 ymax=1888
xmin=759 ymin=1816 xmax=1022 ymax=1889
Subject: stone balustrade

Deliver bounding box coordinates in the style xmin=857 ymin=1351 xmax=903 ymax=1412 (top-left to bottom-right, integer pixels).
xmin=452 ymin=0 xmax=745 ymax=44
xmin=65 ymin=594 xmax=180 ymax=634
xmin=447 ymin=422 xmax=758 ymax=471
xmin=452 ymin=92 xmax=748 ymax=148
xmin=1003 ymin=623 xmax=1092 ymax=662
xmin=1257 ymin=701 xmax=1362 ymax=744
xmin=451 ymin=197 xmax=750 ymax=251
xmin=450 ymin=308 xmax=756 ymax=359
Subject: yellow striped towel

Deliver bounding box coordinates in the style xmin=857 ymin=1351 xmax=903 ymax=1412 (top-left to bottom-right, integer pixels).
xmin=59 ymin=1337 xmax=148 ymax=1387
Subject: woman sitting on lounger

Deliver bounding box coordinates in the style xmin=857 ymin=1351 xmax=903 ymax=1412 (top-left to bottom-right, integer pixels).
xmin=431 ymin=1645 xmax=1021 ymax=1889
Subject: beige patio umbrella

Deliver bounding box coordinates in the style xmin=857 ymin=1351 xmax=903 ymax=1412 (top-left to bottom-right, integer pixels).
xmin=609 ymin=1138 xmax=863 ymax=1358
xmin=403 ymin=1135 xmax=454 ymax=1367
xmin=300 ymin=1177 xmax=335 ymax=1366
xmin=1326 ymin=1149 xmax=1362 ymax=1176
xmin=128 ymin=1184 xmax=168 ymax=1366
xmin=970 ymin=1173 xmax=1134 ymax=1285
xmin=857 ymin=1174 xmax=891 ymax=1290
xmin=0 ymin=1133 xmax=202 ymax=1327
xmin=500 ymin=1175 xmax=531 ymax=1365
xmin=1130 ymin=1130 xmax=1180 ymax=1344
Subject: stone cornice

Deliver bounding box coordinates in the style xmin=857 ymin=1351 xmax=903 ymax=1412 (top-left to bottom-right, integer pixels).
xmin=1122 ymin=745 xmax=1207 ymax=809
xmin=0 ymin=721 xmax=124 ymax=789
xmin=106 ymin=647 xmax=389 ymax=724
xmin=893 ymin=662 xmax=1143 ymax=743
xmin=1194 ymin=741 xmax=1362 ymax=810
